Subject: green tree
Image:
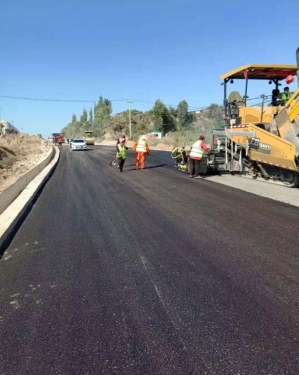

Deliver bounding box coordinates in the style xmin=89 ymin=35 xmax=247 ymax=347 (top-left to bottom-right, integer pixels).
xmin=61 ymin=119 xmax=82 ymax=140
xmin=72 ymin=114 xmax=77 ymax=123
xmin=177 ymin=100 xmax=189 ymax=130
xmin=89 ymin=108 xmax=93 ymax=123
xmin=151 ymin=99 xmax=171 ymax=132
xmin=80 ymin=108 xmax=88 ymax=123
xmin=93 ymin=96 xmax=112 ymax=137
xmin=168 ymin=106 xmax=177 ymax=116
xmin=206 ymin=104 xmax=224 ymax=127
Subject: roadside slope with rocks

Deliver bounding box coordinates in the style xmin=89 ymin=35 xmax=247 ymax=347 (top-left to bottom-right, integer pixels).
xmin=0 ymin=134 xmax=52 ymax=194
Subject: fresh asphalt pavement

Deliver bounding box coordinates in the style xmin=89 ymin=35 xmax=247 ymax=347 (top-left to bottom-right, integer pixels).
xmin=1 ymin=145 xmax=299 ymax=375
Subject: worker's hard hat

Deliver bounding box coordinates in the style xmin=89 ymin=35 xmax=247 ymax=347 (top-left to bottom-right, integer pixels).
xmin=140 ymin=135 xmax=147 ymax=140
xmin=119 ymin=137 xmax=126 ymax=143
xmin=199 ymin=134 xmax=205 ymax=140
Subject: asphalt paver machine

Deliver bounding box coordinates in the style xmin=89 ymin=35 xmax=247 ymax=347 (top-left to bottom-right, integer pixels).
xmin=208 ymin=47 xmax=299 ymax=187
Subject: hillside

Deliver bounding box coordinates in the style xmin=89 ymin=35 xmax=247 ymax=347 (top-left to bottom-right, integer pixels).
xmin=0 ymin=133 xmax=51 ymax=193
xmin=62 ymin=97 xmax=225 ymax=147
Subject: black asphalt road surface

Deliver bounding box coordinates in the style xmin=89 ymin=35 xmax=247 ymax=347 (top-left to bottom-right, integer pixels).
xmin=1 ymin=145 xmax=299 ymax=375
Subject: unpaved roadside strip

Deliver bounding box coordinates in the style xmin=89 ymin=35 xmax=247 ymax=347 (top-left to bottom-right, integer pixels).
xmin=203 ymin=174 xmax=299 ymax=208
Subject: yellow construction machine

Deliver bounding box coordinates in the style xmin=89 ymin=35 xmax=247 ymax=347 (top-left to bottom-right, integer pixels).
xmin=171 ymin=146 xmax=190 ymax=173
xmin=83 ymin=131 xmax=95 ymax=146
xmin=208 ymin=47 xmax=299 ymax=187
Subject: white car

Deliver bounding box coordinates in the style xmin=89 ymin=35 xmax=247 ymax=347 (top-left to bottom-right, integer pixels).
xmin=71 ymin=138 xmax=87 ymax=151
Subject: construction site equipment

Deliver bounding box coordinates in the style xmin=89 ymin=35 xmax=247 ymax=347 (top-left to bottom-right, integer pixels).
xmin=171 ymin=146 xmax=210 ymax=175
xmin=51 ymin=133 xmax=65 ymax=144
xmin=83 ymin=131 xmax=95 ymax=145
xmin=206 ymin=47 xmax=299 ymax=187
xmin=171 ymin=147 xmax=190 ymax=173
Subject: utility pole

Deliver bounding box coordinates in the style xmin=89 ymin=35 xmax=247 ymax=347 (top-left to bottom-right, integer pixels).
xmin=127 ymin=100 xmax=132 ymax=139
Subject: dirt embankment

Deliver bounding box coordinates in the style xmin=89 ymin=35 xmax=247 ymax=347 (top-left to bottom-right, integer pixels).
xmin=0 ymin=134 xmax=52 ymax=193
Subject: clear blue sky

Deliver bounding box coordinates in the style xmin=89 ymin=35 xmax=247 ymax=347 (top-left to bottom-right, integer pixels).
xmin=1 ymin=0 xmax=298 ymax=138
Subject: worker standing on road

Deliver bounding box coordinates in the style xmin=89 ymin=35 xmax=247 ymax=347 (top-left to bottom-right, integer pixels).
xmin=189 ymin=134 xmax=210 ymax=178
xmin=133 ymin=135 xmax=150 ymax=170
xmin=110 ymin=134 xmax=126 ymax=166
xmin=116 ymin=137 xmax=128 ymax=172
xmin=116 ymin=134 xmax=126 ymax=152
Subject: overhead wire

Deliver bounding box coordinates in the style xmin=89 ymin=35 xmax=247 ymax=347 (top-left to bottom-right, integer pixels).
xmin=0 ymin=94 xmax=178 ymax=107
xmin=0 ymin=95 xmax=96 ymax=103
xmin=0 ymin=93 xmax=275 ymax=117
xmin=0 ymin=94 xmax=211 ymax=110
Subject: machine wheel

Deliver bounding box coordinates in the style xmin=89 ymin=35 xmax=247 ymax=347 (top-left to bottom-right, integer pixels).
xmin=282 ymin=173 xmax=299 ymax=188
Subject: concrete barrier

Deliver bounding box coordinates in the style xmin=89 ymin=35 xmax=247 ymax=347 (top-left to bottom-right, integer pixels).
xmin=0 ymin=146 xmax=60 ymax=249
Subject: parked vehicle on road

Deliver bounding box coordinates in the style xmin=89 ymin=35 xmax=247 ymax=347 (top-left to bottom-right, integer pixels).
xmin=71 ymin=138 xmax=87 ymax=151
xmin=51 ymin=133 xmax=65 ymax=145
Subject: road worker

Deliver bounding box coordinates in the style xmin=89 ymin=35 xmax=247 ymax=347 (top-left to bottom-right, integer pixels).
xmin=133 ymin=135 xmax=150 ymax=170
xmin=189 ymin=134 xmax=210 ymax=178
xmin=116 ymin=137 xmax=128 ymax=172
xmin=116 ymin=134 xmax=126 ymax=152
xmin=281 ymin=87 xmax=291 ymax=103
xmin=110 ymin=134 xmax=126 ymax=166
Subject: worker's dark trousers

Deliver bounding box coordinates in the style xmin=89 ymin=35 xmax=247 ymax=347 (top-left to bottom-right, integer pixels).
xmin=189 ymin=158 xmax=201 ymax=176
xmin=118 ymin=158 xmax=125 ymax=172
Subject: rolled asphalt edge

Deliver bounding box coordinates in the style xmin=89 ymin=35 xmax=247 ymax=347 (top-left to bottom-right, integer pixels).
xmin=0 ymin=146 xmax=60 ymax=253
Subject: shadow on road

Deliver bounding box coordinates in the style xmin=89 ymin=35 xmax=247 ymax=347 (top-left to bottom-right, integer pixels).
xmin=124 ymin=164 xmax=168 ymax=171
xmin=70 ymin=149 xmax=94 ymax=152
